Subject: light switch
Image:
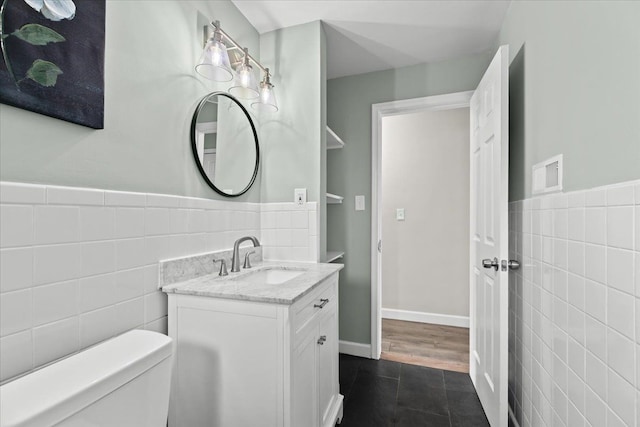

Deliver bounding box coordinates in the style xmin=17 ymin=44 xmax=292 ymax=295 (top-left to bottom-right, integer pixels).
xmin=294 ymin=188 xmax=307 ymax=205
xmin=396 ymin=208 xmax=405 ymax=221
xmin=355 ymin=195 xmax=365 ymax=211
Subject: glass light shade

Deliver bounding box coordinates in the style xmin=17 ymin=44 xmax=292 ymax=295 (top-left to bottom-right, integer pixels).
xmin=252 ymin=81 xmax=278 ymax=112
xmin=195 ymin=38 xmax=233 ymax=82
xmin=229 ymin=63 xmax=259 ymax=99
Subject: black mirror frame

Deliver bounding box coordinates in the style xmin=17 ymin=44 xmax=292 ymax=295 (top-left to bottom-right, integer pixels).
xmin=190 ymin=91 xmax=260 ymax=198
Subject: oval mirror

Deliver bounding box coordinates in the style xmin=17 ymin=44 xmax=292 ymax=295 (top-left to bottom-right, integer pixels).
xmin=191 ymin=92 xmax=259 ymax=197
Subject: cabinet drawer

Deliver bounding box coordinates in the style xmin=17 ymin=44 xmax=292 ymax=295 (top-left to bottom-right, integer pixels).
xmin=292 ymin=275 xmax=337 ymax=336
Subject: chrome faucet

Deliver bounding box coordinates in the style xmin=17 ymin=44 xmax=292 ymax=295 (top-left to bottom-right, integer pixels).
xmin=231 ymin=236 xmax=260 ymax=272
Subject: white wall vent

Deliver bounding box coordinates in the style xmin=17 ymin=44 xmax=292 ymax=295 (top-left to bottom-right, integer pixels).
xmin=532 ymin=154 xmax=563 ymax=195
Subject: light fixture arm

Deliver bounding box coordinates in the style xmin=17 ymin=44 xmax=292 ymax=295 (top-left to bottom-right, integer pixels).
xmin=207 ymin=20 xmax=269 ymax=74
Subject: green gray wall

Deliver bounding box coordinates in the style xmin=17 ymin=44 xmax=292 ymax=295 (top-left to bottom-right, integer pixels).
xmin=0 ymin=0 xmax=261 ymax=202
xmin=326 ymin=52 xmax=493 ymax=344
xmin=500 ymin=0 xmax=640 ymax=201
xmin=259 ymin=21 xmax=325 ymax=205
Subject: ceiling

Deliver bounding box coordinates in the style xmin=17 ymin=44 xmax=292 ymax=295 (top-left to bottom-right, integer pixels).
xmin=231 ymin=0 xmax=511 ymax=79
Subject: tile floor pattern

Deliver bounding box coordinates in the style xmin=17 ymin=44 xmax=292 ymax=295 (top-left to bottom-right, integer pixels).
xmin=338 ymin=354 xmax=489 ymax=427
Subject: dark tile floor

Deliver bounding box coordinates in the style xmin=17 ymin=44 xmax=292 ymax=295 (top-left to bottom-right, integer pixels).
xmin=338 ymin=354 xmax=490 ymax=427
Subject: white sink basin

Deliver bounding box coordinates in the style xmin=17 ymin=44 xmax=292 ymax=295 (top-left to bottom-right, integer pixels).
xmin=235 ymin=268 xmax=306 ymax=285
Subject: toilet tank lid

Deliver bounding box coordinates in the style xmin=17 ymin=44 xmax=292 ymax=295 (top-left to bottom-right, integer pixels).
xmin=0 ymin=330 xmax=173 ymax=427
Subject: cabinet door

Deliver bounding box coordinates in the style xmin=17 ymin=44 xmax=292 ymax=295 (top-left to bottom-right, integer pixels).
xmin=292 ymin=328 xmax=318 ymax=427
xmin=318 ymin=305 xmax=338 ymax=427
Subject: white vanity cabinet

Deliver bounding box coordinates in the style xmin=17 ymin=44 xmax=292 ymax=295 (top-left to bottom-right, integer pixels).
xmin=166 ymin=272 xmax=343 ymax=427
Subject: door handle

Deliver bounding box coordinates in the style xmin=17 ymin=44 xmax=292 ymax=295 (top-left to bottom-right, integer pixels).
xmin=482 ymin=257 xmax=499 ymax=271
xmin=502 ymin=260 xmax=520 ymax=271
xmin=317 ymin=335 xmax=327 ymax=345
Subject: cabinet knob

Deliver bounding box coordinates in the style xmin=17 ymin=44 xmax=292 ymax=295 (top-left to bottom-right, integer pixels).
xmin=317 ymin=335 xmax=327 ymax=345
xmin=314 ymin=298 xmax=329 ymax=309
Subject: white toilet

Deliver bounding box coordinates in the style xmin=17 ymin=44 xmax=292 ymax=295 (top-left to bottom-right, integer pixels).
xmin=0 ymin=330 xmax=173 ymax=427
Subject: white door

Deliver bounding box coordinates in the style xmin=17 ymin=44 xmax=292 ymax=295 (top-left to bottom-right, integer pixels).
xmin=469 ymin=45 xmax=509 ymax=427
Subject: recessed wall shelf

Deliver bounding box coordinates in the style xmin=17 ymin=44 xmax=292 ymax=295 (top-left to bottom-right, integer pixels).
xmin=326 ymin=193 xmax=343 ymax=204
xmin=325 ymin=251 xmax=344 ymax=263
xmin=326 ymin=126 xmax=345 ymax=150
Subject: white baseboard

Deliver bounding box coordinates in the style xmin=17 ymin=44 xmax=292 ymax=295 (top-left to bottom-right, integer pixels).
xmin=381 ymin=308 xmax=470 ymax=328
xmin=339 ymin=340 xmax=372 ymax=358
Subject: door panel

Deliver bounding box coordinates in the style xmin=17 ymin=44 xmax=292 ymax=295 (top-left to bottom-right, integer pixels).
xmin=469 ymin=45 xmax=509 ymax=427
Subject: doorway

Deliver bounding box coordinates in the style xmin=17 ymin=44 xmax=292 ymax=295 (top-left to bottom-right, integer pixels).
xmin=372 ymin=93 xmax=473 ymax=372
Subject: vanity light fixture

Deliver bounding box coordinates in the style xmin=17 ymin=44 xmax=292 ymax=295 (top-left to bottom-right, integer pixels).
xmin=197 ymin=20 xmax=278 ymax=112
xmin=252 ymin=68 xmax=278 ymax=112
xmin=195 ymin=21 xmax=233 ymax=82
xmin=229 ymin=48 xmax=259 ymax=100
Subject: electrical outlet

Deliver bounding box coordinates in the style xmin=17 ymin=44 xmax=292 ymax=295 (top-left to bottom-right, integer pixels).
xmin=294 ymin=188 xmax=307 ymax=205
xmin=396 ymin=208 xmax=405 ymax=221
xmin=355 ymin=195 xmax=365 ymax=211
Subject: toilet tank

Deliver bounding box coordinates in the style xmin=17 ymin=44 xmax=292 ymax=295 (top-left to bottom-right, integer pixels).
xmin=0 ymin=330 xmax=173 ymax=427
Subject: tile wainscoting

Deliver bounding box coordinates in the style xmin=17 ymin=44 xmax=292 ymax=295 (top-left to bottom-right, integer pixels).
xmin=0 ymin=182 xmax=318 ymax=382
xmin=508 ymin=180 xmax=639 ymax=427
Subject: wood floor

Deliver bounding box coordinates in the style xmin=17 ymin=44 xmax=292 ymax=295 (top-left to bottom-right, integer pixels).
xmin=381 ymin=319 xmax=470 ymax=373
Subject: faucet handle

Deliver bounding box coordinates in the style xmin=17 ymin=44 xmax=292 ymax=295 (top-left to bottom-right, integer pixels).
xmin=243 ymin=251 xmax=255 ymax=269
xmin=213 ymin=259 xmax=228 ymax=276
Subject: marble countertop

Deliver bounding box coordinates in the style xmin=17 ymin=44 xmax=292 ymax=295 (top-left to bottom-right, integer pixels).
xmin=161 ymin=261 xmax=343 ymax=304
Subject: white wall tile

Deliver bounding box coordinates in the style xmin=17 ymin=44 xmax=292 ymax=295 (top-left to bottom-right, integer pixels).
xmin=553 ymin=210 xmax=568 ymax=239
xmin=607 ymin=248 xmax=635 ymax=294
xmin=567 ymin=242 xmax=585 ymax=276
xmin=276 ymin=211 xmax=291 ymax=229
xmin=115 ymin=238 xmax=146 ymax=270
xmin=79 ymin=207 xmax=115 ymax=241
xmin=584 ymin=386 xmax=606 ymax=427
xmin=567 ymin=274 xmax=584 ymax=310
xmin=0 ymin=289 xmax=32 ymax=337
xmin=584 ymin=316 xmax=607 ymax=362
xmin=144 ymin=290 xmax=167 ymax=323
xmin=79 ymin=273 xmax=115 ymax=313
xmin=145 ymin=208 xmax=170 ymax=236
xmin=606 ymin=328 xmax=635 ymax=385
xmin=32 ymin=316 xmax=79 ymax=367
xmin=585 ymin=189 xmax=606 ymax=207
xmin=80 ymin=306 xmax=115 ymax=348
xmin=104 ymin=190 xmax=146 ymax=207
xmin=0 ymin=182 xmax=46 ymax=204
xmin=606 ymin=206 xmax=634 ymax=250
xmin=275 ymin=229 xmax=292 ymax=247
xmin=114 ymin=208 xmax=144 ymax=238
xmin=0 ymin=248 xmax=33 ymax=293
xmin=0 ymin=205 xmax=33 ymax=248
xmin=584 ymin=208 xmax=606 ymax=245
xmin=81 ymin=241 xmax=115 ymax=276
xmin=32 ymin=280 xmax=78 ymax=326
xmin=144 ymin=316 xmax=168 ymax=335
xmin=606 ymin=287 xmax=635 ymax=340
xmin=34 ymin=206 xmax=79 ymax=244
xmin=0 ymin=330 xmax=32 ymax=381
xmin=33 ymin=244 xmax=81 ymax=285
xmin=584 ymin=280 xmax=606 ymax=323
xmin=114 ymin=297 xmax=144 ymax=334
xmin=567 ymin=208 xmax=584 ymax=242
xmin=607 ymin=185 xmax=635 ymax=206
xmin=291 ymin=210 xmax=309 ymax=229
xmin=607 ymin=370 xmax=635 ymax=426
xmin=47 ymin=186 xmax=104 ymax=206
xmin=585 ymin=351 xmax=607 ymax=400
xmin=115 ymin=267 xmax=145 ymax=303
xmin=568 ymin=191 xmax=585 ymax=209
xmin=584 ymin=244 xmax=606 ymax=284
xmin=145 ymin=194 xmax=180 ymax=208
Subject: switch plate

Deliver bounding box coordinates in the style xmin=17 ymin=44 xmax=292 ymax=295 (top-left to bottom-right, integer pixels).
xmin=396 ymin=208 xmax=405 ymax=221
xmin=355 ymin=195 xmax=365 ymax=211
xmin=294 ymin=188 xmax=307 ymax=205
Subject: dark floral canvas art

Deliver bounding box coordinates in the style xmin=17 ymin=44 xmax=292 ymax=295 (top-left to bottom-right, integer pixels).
xmin=0 ymin=0 xmax=105 ymax=129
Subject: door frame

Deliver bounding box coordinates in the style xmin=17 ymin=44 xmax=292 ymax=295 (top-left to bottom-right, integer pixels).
xmin=370 ymin=91 xmax=474 ymax=359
